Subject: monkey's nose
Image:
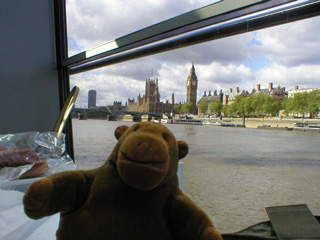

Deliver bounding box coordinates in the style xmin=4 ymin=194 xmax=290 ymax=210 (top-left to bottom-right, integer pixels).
xmin=137 ymin=142 xmax=151 ymax=153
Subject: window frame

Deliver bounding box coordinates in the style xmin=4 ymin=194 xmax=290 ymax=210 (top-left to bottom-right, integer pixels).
xmin=55 ymin=0 xmax=320 ymax=158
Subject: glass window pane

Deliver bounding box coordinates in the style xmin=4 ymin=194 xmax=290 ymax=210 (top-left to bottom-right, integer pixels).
xmin=68 ymin=0 xmax=320 ymax=235
xmin=66 ymin=0 xmax=220 ymax=57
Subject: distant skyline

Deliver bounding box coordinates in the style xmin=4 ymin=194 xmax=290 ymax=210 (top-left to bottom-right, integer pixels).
xmin=83 ymin=81 xmax=319 ymax=109
xmin=67 ymin=0 xmax=320 ymax=108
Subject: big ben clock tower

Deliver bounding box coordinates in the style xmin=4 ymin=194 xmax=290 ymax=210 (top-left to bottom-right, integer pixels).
xmin=186 ymin=63 xmax=198 ymax=114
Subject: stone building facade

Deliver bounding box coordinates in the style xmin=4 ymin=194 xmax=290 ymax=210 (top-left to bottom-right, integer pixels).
xmin=186 ymin=63 xmax=198 ymax=114
xmin=113 ymin=101 xmax=123 ymax=111
xmin=198 ymin=90 xmax=223 ymax=114
xmin=221 ymin=83 xmax=286 ymax=106
xmin=126 ymin=78 xmax=175 ymax=114
xmin=223 ymin=87 xmax=249 ymax=105
xmin=251 ymin=83 xmax=287 ymax=100
xmin=287 ymin=85 xmax=320 ymax=98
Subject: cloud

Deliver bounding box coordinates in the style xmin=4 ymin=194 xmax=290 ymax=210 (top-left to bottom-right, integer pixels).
xmin=253 ymin=62 xmax=320 ymax=92
xmin=68 ymin=1 xmax=320 ymax=108
xmin=99 ymin=58 xmax=162 ymax=81
xmin=66 ymin=0 xmax=215 ymax=54
xmin=71 ymin=72 xmax=145 ymax=107
xmin=251 ymin=17 xmax=320 ymax=66
xmin=253 ymin=63 xmax=287 ymax=89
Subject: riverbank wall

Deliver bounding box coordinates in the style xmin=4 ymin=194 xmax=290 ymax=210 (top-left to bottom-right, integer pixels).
xmin=207 ymin=117 xmax=320 ymax=129
xmin=117 ymin=115 xmax=320 ymax=129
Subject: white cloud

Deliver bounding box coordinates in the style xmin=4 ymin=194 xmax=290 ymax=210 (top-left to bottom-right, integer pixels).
xmin=71 ymin=72 xmax=145 ymax=107
xmin=196 ymin=62 xmax=253 ymax=94
xmin=287 ymin=64 xmax=320 ymax=89
xmin=253 ymin=63 xmax=320 ymax=91
xmin=252 ymin=17 xmax=320 ymax=66
xmin=68 ymin=1 xmax=320 ymax=108
xmin=253 ymin=63 xmax=288 ymax=89
xmin=66 ymin=0 xmax=215 ymax=54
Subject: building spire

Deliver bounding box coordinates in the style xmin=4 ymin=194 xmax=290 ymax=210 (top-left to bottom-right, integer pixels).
xmin=186 ymin=62 xmax=198 ymax=114
xmin=189 ymin=62 xmax=196 ymax=77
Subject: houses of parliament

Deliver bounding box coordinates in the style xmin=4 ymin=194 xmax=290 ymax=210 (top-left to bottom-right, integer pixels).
xmin=114 ymin=64 xmax=198 ymax=114
xmin=109 ymin=62 xmax=290 ymax=115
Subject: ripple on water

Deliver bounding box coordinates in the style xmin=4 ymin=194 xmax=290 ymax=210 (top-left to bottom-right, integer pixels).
xmin=72 ymin=120 xmax=320 ymax=233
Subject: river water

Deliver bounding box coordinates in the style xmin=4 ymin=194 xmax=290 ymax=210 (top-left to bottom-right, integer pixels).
xmin=72 ymin=119 xmax=320 ymax=233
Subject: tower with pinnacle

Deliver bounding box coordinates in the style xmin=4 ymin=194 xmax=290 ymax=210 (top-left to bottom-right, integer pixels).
xmin=186 ymin=63 xmax=198 ymax=114
xmin=124 ymin=76 xmax=179 ymax=114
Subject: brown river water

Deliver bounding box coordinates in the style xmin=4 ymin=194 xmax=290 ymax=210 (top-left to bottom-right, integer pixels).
xmin=72 ymin=119 xmax=320 ymax=233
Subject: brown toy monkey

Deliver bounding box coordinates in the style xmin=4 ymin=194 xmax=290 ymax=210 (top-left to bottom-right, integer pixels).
xmin=23 ymin=122 xmax=222 ymax=240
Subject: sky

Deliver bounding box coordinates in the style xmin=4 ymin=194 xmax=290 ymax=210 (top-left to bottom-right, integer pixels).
xmin=66 ymin=0 xmax=320 ymax=108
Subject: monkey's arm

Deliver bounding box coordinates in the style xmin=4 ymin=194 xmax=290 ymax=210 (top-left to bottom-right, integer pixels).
xmin=169 ymin=193 xmax=222 ymax=240
xmin=23 ymin=169 xmax=98 ymax=219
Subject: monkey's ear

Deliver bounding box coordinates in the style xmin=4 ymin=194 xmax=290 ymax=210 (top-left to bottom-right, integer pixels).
xmin=114 ymin=125 xmax=129 ymax=140
xmin=177 ymin=141 xmax=188 ymax=159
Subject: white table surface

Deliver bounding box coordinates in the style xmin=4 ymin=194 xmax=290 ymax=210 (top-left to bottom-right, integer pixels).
xmin=0 ymin=189 xmax=59 ymax=240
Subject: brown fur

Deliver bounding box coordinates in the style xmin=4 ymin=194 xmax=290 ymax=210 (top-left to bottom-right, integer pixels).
xmin=23 ymin=122 xmax=221 ymax=240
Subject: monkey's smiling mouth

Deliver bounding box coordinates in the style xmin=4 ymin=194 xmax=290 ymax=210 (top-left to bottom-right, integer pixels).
xmin=121 ymin=151 xmax=166 ymax=165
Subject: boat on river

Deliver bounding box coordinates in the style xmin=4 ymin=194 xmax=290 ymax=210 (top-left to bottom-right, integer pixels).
xmin=160 ymin=119 xmax=173 ymax=124
xmin=293 ymin=122 xmax=320 ymax=132
xmin=220 ymin=123 xmax=246 ymax=128
xmin=202 ymin=120 xmax=246 ymax=127
xmin=257 ymin=125 xmax=293 ymax=131
xmin=174 ymin=119 xmax=203 ymax=125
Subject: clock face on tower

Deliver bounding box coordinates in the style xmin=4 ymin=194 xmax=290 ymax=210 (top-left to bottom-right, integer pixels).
xmin=192 ymin=81 xmax=196 ymax=86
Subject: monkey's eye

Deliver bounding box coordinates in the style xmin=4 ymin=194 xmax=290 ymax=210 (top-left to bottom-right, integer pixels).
xmin=133 ymin=126 xmax=139 ymax=131
xmin=162 ymin=133 xmax=168 ymax=140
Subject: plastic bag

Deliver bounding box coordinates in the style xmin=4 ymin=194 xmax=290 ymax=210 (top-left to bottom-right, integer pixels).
xmin=0 ymin=132 xmax=76 ymax=191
